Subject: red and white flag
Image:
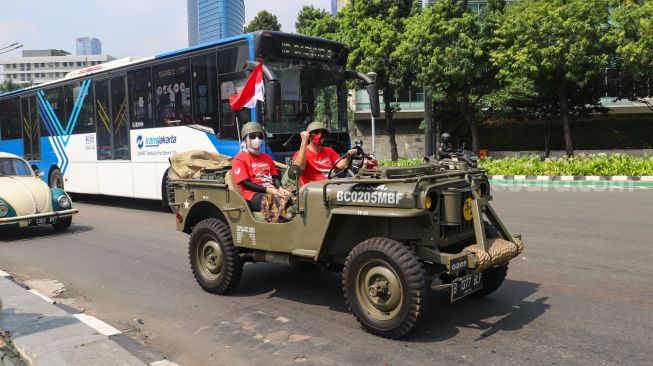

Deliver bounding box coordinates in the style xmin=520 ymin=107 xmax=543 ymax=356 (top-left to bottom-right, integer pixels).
xmin=229 ymin=62 xmax=264 ymax=110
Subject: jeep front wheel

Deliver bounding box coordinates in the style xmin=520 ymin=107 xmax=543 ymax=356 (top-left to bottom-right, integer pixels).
xmin=342 ymin=238 xmax=426 ymax=339
xmin=189 ymin=218 xmax=242 ymax=294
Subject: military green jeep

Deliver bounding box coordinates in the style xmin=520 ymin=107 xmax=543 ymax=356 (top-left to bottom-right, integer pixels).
xmin=170 ymin=151 xmax=523 ymax=338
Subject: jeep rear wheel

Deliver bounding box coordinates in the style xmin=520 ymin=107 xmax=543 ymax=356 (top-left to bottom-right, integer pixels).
xmin=189 ymin=218 xmax=242 ymax=294
xmin=470 ymin=264 xmax=508 ymax=298
xmin=342 ymin=238 xmax=426 ymax=339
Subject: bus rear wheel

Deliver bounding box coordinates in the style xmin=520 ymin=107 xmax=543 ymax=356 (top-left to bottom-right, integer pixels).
xmin=49 ymin=168 xmax=64 ymax=189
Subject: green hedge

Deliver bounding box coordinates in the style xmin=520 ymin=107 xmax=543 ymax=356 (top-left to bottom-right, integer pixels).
xmin=380 ymin=154 xmax=653 ymax=176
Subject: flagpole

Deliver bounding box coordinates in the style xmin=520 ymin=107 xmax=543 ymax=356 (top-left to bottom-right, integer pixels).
xmin=235 ymin=115 xmax=242 ymax=143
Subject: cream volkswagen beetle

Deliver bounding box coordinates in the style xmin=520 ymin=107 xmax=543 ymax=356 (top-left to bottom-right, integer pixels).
xmin=0 ymin=152 xmax=78 ymax=230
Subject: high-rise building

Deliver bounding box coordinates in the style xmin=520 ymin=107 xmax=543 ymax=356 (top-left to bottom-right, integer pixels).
xmin=76 ymin=37 xmax=102 ymax=55
xmin=187 ymin=0 xmax=246 ymax=46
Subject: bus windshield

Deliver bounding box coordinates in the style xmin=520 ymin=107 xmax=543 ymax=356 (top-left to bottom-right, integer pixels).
xmin=264 ymin=60 xmax=346 ymax=135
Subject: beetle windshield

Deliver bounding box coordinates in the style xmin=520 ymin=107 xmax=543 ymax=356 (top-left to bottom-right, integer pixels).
xmin=0 ymin=158 xmax=32 ymax=177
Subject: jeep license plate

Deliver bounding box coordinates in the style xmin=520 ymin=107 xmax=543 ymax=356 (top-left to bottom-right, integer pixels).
xmin=28 ymin=216 xmax=57 ymax=226
xmin=451 ymin=272 xmax=483 ymax=302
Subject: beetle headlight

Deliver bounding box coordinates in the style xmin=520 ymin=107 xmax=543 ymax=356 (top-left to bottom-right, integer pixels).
xmin=0 ymin=202 xmax=8 ymax=217
xmin=57 ymin=195 xmax=71 ymax=209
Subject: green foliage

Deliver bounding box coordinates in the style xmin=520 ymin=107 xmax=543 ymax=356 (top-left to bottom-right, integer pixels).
xmin=0 ymin=79 xmax=21 ymax=94
xmin=243 ymin=10 xmax=281 ymax=33
xmin=295 ymin=5 xmax=338 ymax=37
xmin=479 ymin=154 xmax=653 ymax=176
xmin=380 ymin=154 xmax=653 ymax=176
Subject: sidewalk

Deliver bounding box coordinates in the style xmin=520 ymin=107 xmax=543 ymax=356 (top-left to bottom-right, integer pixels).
xmin=0 ymin=270 xmax=176 ymax=366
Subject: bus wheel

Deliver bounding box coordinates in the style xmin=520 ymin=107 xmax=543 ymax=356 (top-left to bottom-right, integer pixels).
xmin=49 ymin=168 xmax=64 ymax=189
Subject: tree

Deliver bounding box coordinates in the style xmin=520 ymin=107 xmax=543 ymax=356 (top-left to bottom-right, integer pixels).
xmin=492 ymin=0 xmax=612 ymax=156
xmin=0 ymin=79 xmax=20 ymax=94
xmin=397 ymin=0 xmax=508 ymax=154
xmin=337 ymin=0 xmax=415 ymax=161
xmin=295 ymin=5 xmax=338 ymax=37
xmin=243 ymin=10 xmax=281 ymax=33
xmin=609 ymin=0 xmax=653 ymax=111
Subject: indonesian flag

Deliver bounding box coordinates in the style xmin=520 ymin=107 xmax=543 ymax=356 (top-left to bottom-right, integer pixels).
xmin=229 ymin=62 xmax=264 ymax=110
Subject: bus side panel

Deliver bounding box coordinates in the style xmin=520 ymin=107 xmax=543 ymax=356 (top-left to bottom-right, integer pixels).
xmin=133 ymin=162 xmax=158 ymax=200
xmin=98 ymin=162 xmax=134 ymax=198
xmin=0 ymin=139 xmax=23 ymax=157
xmin=61 ymin=133 xmax=99 ymax=194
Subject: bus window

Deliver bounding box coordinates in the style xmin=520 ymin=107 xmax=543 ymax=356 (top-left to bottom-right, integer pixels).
xmin=128 ymin=67 xmax=154 ymax=129
xmin=0 ymin=97 xmax=21 ymax=140
xmin=65 ymin=82 xmax=96 ymax=135
xmin=153 ymin=60 xmax=192 ymax=127
xmin=111 ymin=77 xmax=130 ymax=160
xmin=42 ymin=87 xmax=65 ymax=133
xmin=217 ymin=45 xmax=250 ymax=140
xmin=191 ymin=52 xmax=218 ymax=130
xmin=95 ymin=80 xmax=112 ymax=160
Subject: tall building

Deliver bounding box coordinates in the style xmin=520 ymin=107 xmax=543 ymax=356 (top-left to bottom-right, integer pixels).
xmin=187 ymin=0 xmax=246 ymax=46
xmin=0 ymin=49 xmax=115 ymax=85
xmin=76 ymin=37 xmax=102 ymax=55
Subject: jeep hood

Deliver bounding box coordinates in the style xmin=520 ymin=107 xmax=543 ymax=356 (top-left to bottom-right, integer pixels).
xmin=0 ymin=177 xmax=52 ymax=215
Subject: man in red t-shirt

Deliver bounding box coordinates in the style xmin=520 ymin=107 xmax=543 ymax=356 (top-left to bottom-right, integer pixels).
xmin=232 ymin=122 xmax=289 ymax=211
xmin=293 ymin=122 xmax=358 ymax=186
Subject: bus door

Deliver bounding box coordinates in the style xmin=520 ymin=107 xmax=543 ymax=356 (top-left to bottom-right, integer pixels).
xmin=95 ymin=76 xmax=133 ymax=196
xmin=20 ymin=96 xmax=41 ymax=161
xmin=95 ymin=77 xmax=130 ymax=160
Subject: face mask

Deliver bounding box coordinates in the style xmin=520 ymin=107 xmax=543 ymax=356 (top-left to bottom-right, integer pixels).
xmin=311 ymin=133 xmax=323 ymax=146
xmin=245 ymin=136 xmax=262 ymax=155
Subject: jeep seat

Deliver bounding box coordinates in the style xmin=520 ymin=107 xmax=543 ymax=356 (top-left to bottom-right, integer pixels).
xmin=224 ymin=171 xmax=266 ymax=222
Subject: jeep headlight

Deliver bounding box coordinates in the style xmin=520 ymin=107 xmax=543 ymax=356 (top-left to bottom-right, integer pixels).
xmin=57 ymin=195 xmax=71 ymax=209
xmin=425 ymin=192 xmax=438 ymax=212
xmin=0 ymin=202 xmax=8 ymax=217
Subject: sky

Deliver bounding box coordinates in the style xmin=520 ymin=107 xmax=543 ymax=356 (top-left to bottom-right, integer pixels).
xmin=0 ymin=0 xmax=331 ymax=59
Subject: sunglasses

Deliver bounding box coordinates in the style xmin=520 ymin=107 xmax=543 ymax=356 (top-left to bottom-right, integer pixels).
xmin=248 ymin=132 xmax=264 ymax=139
xmin=310 ymin=129 xmax=328 ymax=136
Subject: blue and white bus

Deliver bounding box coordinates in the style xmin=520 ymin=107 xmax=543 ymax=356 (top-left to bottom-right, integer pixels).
xmin=0 ymin=31 xmax=379 ymax=206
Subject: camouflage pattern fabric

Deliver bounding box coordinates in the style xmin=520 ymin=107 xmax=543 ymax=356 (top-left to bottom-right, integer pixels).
xmin=261 ymin=193 xmax=296 ymax=223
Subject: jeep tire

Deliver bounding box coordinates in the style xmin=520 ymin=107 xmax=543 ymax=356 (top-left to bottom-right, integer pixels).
xmin=342 ymin=237 xmax=427 ymax=339
xmin=189 ymin=218 xmax=243 ymax=294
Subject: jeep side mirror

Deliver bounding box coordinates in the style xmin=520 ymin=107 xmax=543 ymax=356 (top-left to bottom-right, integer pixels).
xmin=287 ymin=165 xmax=301 ymax=181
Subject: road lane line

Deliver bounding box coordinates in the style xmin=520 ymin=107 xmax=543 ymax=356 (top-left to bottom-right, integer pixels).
xmin=150 ymin=360 xmax=181 ymax=366
xmin=28 ymin=289 xmax=55 ymax=304
xmin=0 ymin=269 xmax=12 ymax=278
xmin=74 ymin=313 xmax=122 ymax=336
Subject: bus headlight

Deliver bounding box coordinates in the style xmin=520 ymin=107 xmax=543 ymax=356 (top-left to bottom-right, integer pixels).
xmin=57 ymin=195 xmax=71 ymax=209
xmin=0 ymin=202 xmax=8 ymax=217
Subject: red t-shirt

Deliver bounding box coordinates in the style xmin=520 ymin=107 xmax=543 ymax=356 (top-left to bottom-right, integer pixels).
xmin=293 ymin=146 xmax=340 ymax=186
xmin=232 ymin=151 xmax=278 ymax=201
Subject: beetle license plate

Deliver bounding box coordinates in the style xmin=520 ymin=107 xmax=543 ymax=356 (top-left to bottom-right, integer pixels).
xmin=451 ymin=272 xmax=483 ymax=302
xmin=28 ymin=216 xmax=57 ymax=226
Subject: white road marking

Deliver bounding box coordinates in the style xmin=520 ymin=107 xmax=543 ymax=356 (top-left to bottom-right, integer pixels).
xmin=612 ymin=176 xmax=628 ymax=181
xmin=561 ymin=176 xmax=574 ymax=181
xmin=28 ymin=289 xmax=55 ymax=304
xmin=585 ymin=176 xmax=600 ymax=181
xmin=150 ymin=361 xmax=181 ymax=366
xmin=536 ymin=176 xmax=550 ymax=181
xmin=641 ymin=176 xmax=653 ymax=182
xmin=0 ymin=269 xmax=12 ymax=278
xmin=74 ymin=313 xmax=121 ymax=336
xmin=513 ymin=175 xmax=526 ymax=180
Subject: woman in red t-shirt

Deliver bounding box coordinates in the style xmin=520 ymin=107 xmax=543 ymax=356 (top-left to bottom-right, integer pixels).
xmin=232 ymin=122 xmax=290 ymax=211
xmin=293 ymin=122 xmax=358 ymax=186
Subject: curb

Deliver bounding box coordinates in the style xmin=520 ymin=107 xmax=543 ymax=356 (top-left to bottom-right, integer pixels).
xmin=0 ymin=269 xmax=179 ymax=366
xmin=488 ymin=175 xmax=653 ymax=182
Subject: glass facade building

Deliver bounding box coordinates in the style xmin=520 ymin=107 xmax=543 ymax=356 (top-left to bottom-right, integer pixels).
xmin=76 ymin=37 xmax=102 ymax=56
xmin=187 ymin=0 xmax=245 ymax=46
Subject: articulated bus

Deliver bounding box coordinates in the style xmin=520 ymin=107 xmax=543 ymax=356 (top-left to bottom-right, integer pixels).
xmin=0 ymin=31 xmax=380 ymax=206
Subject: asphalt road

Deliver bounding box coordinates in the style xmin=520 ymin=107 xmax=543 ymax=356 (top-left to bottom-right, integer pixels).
xmin=1 ymin=188 xmax=652 ymax=366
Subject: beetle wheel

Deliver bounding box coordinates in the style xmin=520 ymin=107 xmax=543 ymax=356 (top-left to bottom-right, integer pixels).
xmin=189 ymin=218 xmax=242 ymax=294
xmin=342 ymin=237 xmax=426 ymax=339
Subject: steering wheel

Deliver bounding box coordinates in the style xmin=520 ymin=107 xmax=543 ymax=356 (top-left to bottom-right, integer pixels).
xmin=327 ymin=147 xmax=365 ymax=179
